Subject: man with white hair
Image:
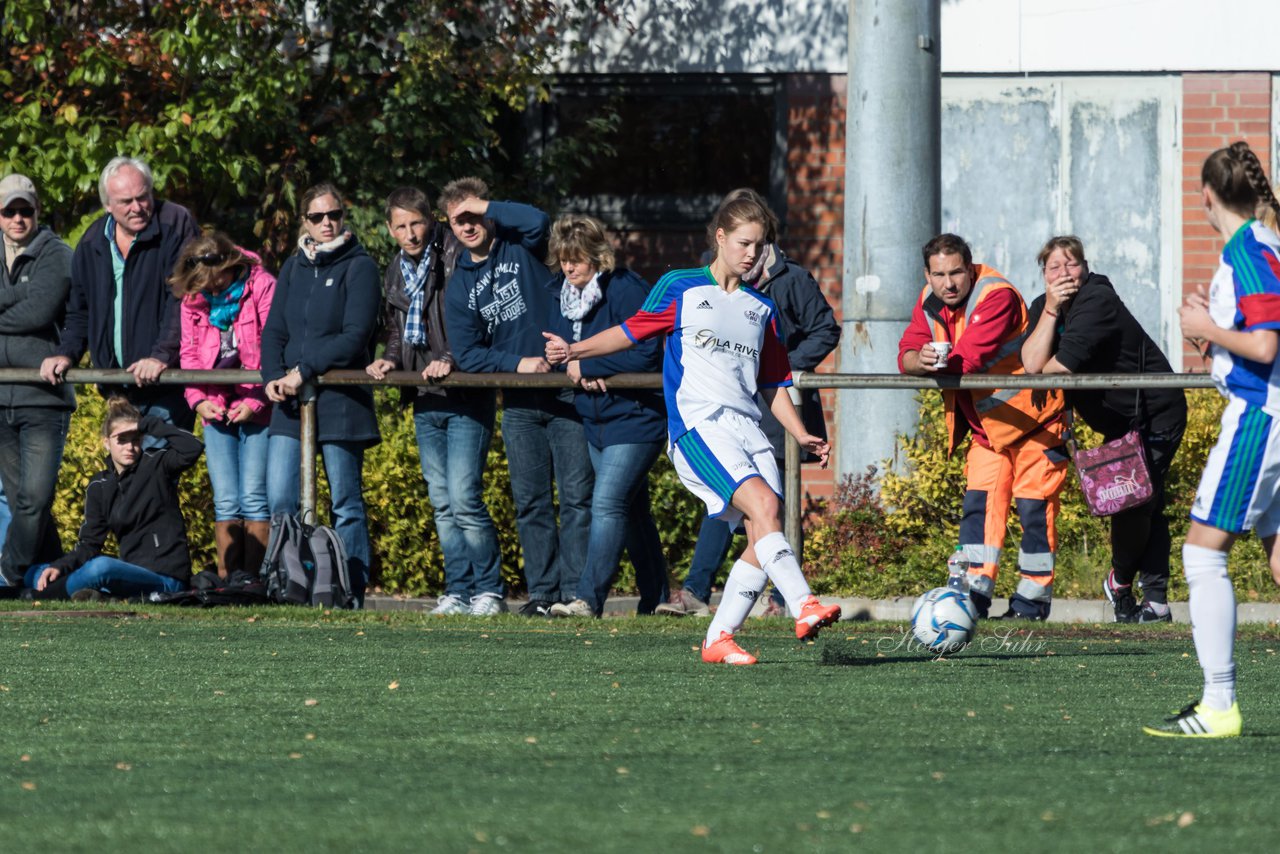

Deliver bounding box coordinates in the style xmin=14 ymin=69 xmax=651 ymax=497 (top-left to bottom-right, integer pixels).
xmin=0 ymin=173 xmax=75 ymax=589
xmin=39 ymin=157 xmax=198 ymax=431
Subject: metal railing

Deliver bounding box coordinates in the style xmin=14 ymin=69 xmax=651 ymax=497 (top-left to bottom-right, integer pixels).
xmin=0 ymin=367 xmax=1219 ymax=560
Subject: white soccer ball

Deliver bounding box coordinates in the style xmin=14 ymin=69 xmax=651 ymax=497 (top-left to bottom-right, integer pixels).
xmin=910 ymin=587 xmax=978 ymax=654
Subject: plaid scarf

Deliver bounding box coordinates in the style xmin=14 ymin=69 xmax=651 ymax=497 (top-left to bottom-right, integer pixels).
xmin=399 ymin=249 xmax=432 ymax=347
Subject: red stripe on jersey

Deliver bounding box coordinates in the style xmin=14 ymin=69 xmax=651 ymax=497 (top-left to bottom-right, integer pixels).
xmin=758 ymin=316 xmax=792 ymax=387
xmin=622 ymin=302 xmax=678 ymax=342
xmin=1240 ymin=292 xmax=1280 ymax=328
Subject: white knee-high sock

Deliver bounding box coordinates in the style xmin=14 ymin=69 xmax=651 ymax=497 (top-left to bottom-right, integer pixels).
xmin=753 ymin=531 xmax=812 ymax=617
xmin=1183 ymin=543 xmax=1237 ymax=710
xmin=706 ymin=560 xmax=767 ymax=642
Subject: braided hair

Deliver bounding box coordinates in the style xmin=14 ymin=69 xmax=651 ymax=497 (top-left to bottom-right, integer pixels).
xmin=1202 ymin=141 xmax=1280 ymax=227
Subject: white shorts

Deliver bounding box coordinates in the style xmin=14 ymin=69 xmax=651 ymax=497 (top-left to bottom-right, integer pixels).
xmin=671 ymin=410 xmax=782 ymax=527
xmin=1192 ymin=396 xmax=1280 ymax=536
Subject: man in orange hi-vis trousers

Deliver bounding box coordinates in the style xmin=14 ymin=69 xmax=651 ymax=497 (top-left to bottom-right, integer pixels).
xmin=898 ymin=233 xmax=1069 ymax=620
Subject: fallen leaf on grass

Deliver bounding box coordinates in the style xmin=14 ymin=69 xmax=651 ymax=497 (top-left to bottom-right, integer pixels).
xmin=930 ymin=772 xmax=945 ymax=781
xmin=616 ymin=767 xmax=629 ymax=775
xmin=21 ymin=782 xmax=36 ymax=790
xmin=849 ymin=824 xmax=864 ymax=833
xmin=304 ymin=698 xmax=318 ymax=707
xmin=690 ymin=826 xmax=710 ymax=837
xmin=115 ymin=762 xmax=131 ymax=771
xmin=305 ymin=733 xmax=315 ymax=741
xmin=524 ymin=737 xmax=538 ymax=744
xmin=20 ymin=755 xmax=30 ymax=762
xmin=388 ymin=681 xmax=399 ymax=690
xmin=1177 ymin=812 xmax=1194 ymax=828
xmin=816 ymin=810 xmax=831 ymax=819
xmin=288 ymin=753 xmax=302 ymax=759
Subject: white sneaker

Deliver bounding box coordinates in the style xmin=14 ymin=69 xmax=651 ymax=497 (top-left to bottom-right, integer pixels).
xmin=431 ymin=594 xmax=469 ymax=615
xmin=548 ymin=598 xmax=596 ymax=618
xmin=468 ymin=592 xmax=507 ymax=617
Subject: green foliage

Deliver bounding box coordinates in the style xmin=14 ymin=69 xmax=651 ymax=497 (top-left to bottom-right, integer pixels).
xmin=807 ymin=390 xmax=1280 ymax=602
xmin=1 ymin=0 xmax=620 ymax=264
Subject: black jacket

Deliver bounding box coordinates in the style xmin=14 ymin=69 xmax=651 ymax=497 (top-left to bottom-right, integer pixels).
xmin=0 ymin=226 xmax=75 ymax=410
xmin=1027 ymin=272 xmax=1186 ymax=439
xmin=261 ymin=236 xmax=381 ymax=444
xmin=58 ymin=200 xmax=199 ymax=369
xmin=51 ymin=416 xmax=204 ymax=584
xmin=732 ymin=247 xmax=841 ymax=456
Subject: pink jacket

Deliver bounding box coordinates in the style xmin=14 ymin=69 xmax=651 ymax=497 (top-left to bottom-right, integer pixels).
xmin=180 ymin=250 xmax=276 ymax=424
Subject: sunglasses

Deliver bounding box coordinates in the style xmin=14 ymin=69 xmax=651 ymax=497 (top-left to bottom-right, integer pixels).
xmin=185 ymin=253 xmax=227 ymax=270
xmin=1 ymin=205 xmax=35 ymax=219
xmin=305 ymin=208 xmax=344 ymax=224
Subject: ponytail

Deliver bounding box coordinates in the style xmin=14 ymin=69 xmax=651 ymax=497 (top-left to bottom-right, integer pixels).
xmin=1202 ymin=141 xmax=1280 ymax=224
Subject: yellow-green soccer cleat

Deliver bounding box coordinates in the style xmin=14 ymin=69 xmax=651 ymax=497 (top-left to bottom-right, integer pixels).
xmin=1143 ymin=701 xmax=1242 ymax=738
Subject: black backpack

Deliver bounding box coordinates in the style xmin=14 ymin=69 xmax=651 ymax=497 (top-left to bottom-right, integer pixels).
xmin=260 ymin=513 xmax=355 ymax=609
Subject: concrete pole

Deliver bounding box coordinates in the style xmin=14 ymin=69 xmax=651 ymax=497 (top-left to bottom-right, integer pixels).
xmin=838 ymin=0 xmax=940 ymax=481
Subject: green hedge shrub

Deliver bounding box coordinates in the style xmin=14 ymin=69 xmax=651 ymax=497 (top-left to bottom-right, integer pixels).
xmin=803 ymin=389 xmax=1280 ymax=603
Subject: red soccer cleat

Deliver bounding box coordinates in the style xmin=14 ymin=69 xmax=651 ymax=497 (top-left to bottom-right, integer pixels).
xmin=795 ymin=596 xmax=841 ymax=639
xmin=701 ymin=631 xmax=757 ymax=665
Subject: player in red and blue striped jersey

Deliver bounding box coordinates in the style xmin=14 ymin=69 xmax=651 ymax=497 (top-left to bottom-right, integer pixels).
xmin=1145 ymin=141 xmax=1280 ymax=739
xmin=543 ymin=195 xmax=841 ymax=663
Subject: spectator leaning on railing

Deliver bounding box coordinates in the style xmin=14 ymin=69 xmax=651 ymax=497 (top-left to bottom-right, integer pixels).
xmin=0 ymin=174 xmax=75 ymax=590
xmin=545 ymin=213 xmax=669 ymax=619
xmin=39 ymin=156 xmax=199 ymax=438
xmin=442 ymin=178 xmax=593 ymax=618
xmin=366 ymin=186 xmax=508 ymax=617
xmin=261 ymin=182 xmax=381 ymax=608
xmin=172 ymin=233 xmax=277 ymax=581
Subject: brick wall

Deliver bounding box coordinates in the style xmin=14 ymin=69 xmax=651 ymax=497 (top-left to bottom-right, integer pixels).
xmin=781 ymin=74 xmax=847 ymax=509
xmin=1181 ymin=73 xmax=1274 ymax=368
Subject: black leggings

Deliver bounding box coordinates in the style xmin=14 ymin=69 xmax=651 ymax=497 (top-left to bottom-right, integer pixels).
xmin=1108 ymin=425 xmax=1185 ymax=603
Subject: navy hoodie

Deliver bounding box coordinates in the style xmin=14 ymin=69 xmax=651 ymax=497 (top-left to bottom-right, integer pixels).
xmin=548 ymin=269 xmax=666 ymax=448
xmin=444 ymin=201 xmax=566 ymax=409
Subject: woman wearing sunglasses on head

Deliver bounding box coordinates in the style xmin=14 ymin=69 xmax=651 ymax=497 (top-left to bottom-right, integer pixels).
xmin=260 ymin=183 xmax=381 ymax=606
xmin=170 ymin=232 xmax=276 ymax=580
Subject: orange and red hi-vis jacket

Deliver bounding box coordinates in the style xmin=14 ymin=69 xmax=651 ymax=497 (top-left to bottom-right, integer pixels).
xmin=918 ymin=266 xmax=1064 ymax=454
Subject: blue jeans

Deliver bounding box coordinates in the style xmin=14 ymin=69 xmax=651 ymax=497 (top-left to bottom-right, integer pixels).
xmin=0 ymin=408 xmax=70 ymax=583
xmin=267 ymin=434 xmax=371 ymax=604
xmin=501 ymin=405 xmax=593 ymax=602
xmin=414 ymin=397 xmax=504 ymax=598
xmin=0 ymin=487 xmax=10 ymax=550
xmin=29 ymin=557 xmax=185 ymax=599
xmin=576 ymin=441 xmax=668 ymax=615
xmin=203 ymin=420 xmax=270 ymax=522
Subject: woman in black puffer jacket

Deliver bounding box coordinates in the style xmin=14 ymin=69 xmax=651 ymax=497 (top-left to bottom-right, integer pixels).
xmin=260 ymin=182 xmax=381 ymax=606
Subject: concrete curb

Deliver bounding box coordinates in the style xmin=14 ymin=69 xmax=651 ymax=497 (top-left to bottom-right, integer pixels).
xmin=364 ymin=593 xmax=1280 ymax=624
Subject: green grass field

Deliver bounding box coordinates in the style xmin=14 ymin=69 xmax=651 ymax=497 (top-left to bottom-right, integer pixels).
xmin=3 ymin=605 xmax=1279 ymax=852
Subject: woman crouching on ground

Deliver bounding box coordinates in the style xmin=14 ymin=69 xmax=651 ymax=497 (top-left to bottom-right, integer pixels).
xmin=543 ymin=195 xmax=841 ymax=664
xmin=27 ymin=397 xmax=203 ymax=600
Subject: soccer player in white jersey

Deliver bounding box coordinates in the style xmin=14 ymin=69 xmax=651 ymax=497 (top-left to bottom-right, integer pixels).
xmin=1145 ymin=142 xmax=1280 ymax=738
xmin=543 ymin=196 xmax=841 ymax=663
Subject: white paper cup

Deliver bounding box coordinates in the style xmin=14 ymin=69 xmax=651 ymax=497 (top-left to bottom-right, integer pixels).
xmin=933 ymin=342 xmax=952 ymax=367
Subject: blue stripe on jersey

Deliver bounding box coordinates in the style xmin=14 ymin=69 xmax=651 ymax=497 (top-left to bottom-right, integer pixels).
xmin=1228 ymin=235 xmax=1265 ymax=296
xmin=676 ymin=429 xmax=737 ymax=502
xmin=1208 ymin=404 xmax=1272 ymax=531
xmin=643 ymin=267 xmax=706 ymax=313
xmin=664 ymin=327 xmax=688 ymax=439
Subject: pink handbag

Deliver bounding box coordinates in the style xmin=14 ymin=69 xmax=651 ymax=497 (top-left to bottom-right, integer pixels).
xmin=1069 ymin=427 xmax=1154 ymax=516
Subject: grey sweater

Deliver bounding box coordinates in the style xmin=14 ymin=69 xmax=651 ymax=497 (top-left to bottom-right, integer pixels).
xmin=0 ymin=226 xmax=76 ymax=410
